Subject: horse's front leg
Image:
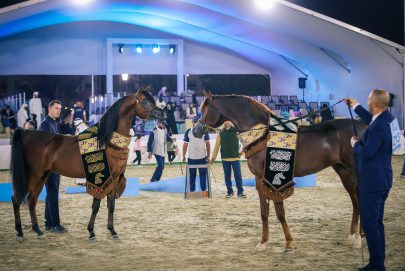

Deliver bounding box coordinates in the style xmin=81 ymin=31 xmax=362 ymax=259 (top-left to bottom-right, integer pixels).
xmin=107 ymin=193 xmax=119 ymax=240
xmin=256 ymin=184 xmax=270 ymax=250
xmin=87 ymin=197 xmax=101 ymax=241
xmin=274 ymin=201 xmax=294 ymax=253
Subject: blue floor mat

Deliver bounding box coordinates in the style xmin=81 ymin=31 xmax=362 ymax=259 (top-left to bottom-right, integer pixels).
xmin=64 ymin=177 xmax=140 ymax=197
xmin=226 ymin=174 xmax=316 ymax=187
xmin=140 ymin=176 xmax=209 ymax=193
xmin=0 ymin=183 xmax=47 ymax=202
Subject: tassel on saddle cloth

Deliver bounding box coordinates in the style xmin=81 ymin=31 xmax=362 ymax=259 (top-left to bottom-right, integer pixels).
xmin=78 ymin=124 xmax=130 ymax=200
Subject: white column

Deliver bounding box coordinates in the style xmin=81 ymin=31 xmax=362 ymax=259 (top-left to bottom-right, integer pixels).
xmin=106 ymin=39 xmax=113 ymax=95
xmin=177 ymin=40 xmax=184 ymax=96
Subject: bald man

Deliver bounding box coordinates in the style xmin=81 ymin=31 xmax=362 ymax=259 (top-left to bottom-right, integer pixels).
xmin=345 ymin=89 xmax=394 ymax=271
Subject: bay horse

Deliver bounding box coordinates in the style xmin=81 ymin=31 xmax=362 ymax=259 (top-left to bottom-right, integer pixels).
xmin=193 ymin=92 xmax=367 ymax=252
xmin=10 ymin=90 xmax=165 ymax=241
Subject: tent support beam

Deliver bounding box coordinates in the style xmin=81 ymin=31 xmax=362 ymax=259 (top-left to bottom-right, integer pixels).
xmin=319 ymin=47 xmax=350 ymax=73
xmin=279 ymin=55 xmax=308 ymax=78
xmin=371 ymin=39 xmax=402 ymax=67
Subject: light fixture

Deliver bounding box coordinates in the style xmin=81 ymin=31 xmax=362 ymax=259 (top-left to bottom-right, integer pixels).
xmin=121 ymin=74 xmax=129 ymax=81
xmin=118 ymin=44 xmax=124 ymax=54
xmin=91 ymin=97 xmax=94 ymax=103
xmin=255 ymin=0 xmax=275 ymax=11
xmin=136 ymin=45 xmax=142 ymax=53
xmin=73 ymin=0 xmax=93 ymax=5
xmin=169 ymin=45 xmax=176 ymax=54
xmin=152 ymin=45 xmax=160 ymax=54
xmin=100 ymin=96 xmax=103 ymax=102
xmin=94 ymin=96 xmax=98 ymax=101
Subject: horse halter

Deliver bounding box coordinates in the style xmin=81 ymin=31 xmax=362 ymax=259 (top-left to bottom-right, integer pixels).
xmin=197 ymin=97 xmax=219 ymax=132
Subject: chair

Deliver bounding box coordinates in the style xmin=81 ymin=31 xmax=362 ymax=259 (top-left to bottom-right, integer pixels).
xmin=184 ymin=96 xmax=193 ymax=104
xmin=289 ymin=95 xmax=298 ymax=105
xmin=171 ymin=96 xmax=181 ymax=106
xmin=298 ymin=102 xmax=307 ymax=109
xmin=279 ymin=95 xmax=289 ymax=105
xmin=320 ymin=102 xmax=329 ymax=108
xmin=267 ymin=102 xmax=276 ymax=110
xmin=270 ymin=95 xmax=280 ymax=103
xmin=309 ymin=102 xmax=319 ymax=110
xmin=261 ymin=96 xmax=270 ymax=103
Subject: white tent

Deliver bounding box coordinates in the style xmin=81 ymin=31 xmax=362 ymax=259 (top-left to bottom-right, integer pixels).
xmin=0 ymin=0 xmax=404 ymax=125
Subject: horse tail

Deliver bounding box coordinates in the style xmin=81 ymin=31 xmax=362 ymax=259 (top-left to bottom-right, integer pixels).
xmin=10 ymin=128 xmax=28 ymax=204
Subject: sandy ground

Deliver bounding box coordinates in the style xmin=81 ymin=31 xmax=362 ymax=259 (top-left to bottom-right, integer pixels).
xmin=0 ymin=157 xmax=404 ymax=271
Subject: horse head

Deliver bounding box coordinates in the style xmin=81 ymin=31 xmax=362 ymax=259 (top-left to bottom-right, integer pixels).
xmin=192 ymin=90 xmax=225 ymax=138
xmin=135 ymin=89 xmax=166 ymax=121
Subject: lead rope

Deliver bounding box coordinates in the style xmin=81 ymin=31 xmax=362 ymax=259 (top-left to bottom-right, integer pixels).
xmin=346 ymin=102 xmax=364 ymax=266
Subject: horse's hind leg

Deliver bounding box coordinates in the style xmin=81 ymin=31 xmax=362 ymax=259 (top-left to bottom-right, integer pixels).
xmin=29 ymin=197 xmax=43 ymax=238
xmin=332 ymin=165 xmax=361 ymax=248
xmin=12 ymin=196 xmax=24 ymax=241
xmin=107 ymin=194 xmax=119 ymax=240
xmin=87 ymin=197 xmax=101 ymax=241
xmin=274 ymin=201 xmax=294 ymax=253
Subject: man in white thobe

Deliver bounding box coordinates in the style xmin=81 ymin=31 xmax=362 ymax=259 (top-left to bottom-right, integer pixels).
xmin=17 ymin=104 xmax=29 ymax=128
xmin=29 ymin=91 xmax=43 ymax=125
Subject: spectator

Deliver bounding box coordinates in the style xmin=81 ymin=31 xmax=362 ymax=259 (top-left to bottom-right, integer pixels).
xmin=73 ymin=101 xmax=87 ymax=122
xmin=1 ymin=105 xmax=17 ymax=137
xmin=185 ymin=103 xmax=197 ymax=130
xmin=157 ymin=86 xmax=167 ymax=98
xmin=29 ymin=91 xmax=43 ymax=124
xmin=167 ymin=137 xmax=178 ymax=165
xmin=320 ymin=103 xmax=334 ymax=122
xmin=17 ymin=104 xmax=29 ymax=128
xmin=39 ymin=100 xmax=67 ymax=233
xmin=156 ymin=97 xmax=166 ymax=109
xmin=211 ymin=121 xmax=246 ymax=198
xmin=165 ymin=102 xmax=178 ymax=134
xmin=182 ymin=116 xmax=210 ymax=192
xmin=59 ymin=109 xmax=75 ymax=135
xmin=31 ymin=113 xmax=38 ymax=130
xmin=132 ymin=134 xmax=143 ymax=167
xmin=147 ymin=120 xmax=170 ymax=182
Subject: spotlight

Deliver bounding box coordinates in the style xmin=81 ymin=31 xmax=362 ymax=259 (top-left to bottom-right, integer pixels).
xmin=169 ymin=45 xmax=176 ymax=54
xmin=121 ymin=74 xmax=129 ymax=81
xmin=136 ymin=45 xmax=142 ymax=53
xmin=100 ymin=96 xmax=103 ymax=102
xmin=255 ymin=0 xmax=275 ymax=10
xmin=73 ymin=0 xmax=93 ymax=5
xmin=118 ymin=44 xmax=124 ymax=54
xmin=152 ymin=45 xmax=160 ymax=54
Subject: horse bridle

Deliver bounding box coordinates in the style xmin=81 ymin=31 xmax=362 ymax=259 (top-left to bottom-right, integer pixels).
xmin=197 ymin=97 xmax=220 ymax=132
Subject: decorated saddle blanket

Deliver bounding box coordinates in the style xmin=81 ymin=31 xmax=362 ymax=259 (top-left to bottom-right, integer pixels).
xmin=78 ymin=124 xmax=131 ymax=199
xmin=263 ymin=126 xmax=297 ymax=192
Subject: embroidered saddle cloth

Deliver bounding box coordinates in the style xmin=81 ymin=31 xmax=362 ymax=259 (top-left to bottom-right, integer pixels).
xmin=78 ymin=124 xmax=130 ymax=199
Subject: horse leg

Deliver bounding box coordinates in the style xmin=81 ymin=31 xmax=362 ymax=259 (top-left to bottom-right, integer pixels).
xmin=107 ymin=194 xmax=119 ymax=240
xmin=29 ymin=197 xmax=44 ymax=238
xmin=274 ymin=201 xmax=294 ymax=253
xmin=12 ymin=196 xmax=24 ymax=241
xmin=332 ymin=165 xmax=361 ymax=248
xmin=87 ymin=197 xmax=101 ymax=241
xmin=256 ymin=186 xmax=270 ymax=250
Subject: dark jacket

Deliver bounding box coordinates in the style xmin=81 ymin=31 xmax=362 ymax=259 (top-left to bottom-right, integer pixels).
xmin=39 ymin=115 xmax=60 ymax=134
xmin=354 ymin=105 xmax=393 ymax=193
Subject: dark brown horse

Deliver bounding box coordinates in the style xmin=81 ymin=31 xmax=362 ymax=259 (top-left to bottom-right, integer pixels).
xmin=193 ymin=92 xmax=367 ymax=251
xmin=10 ymin=90 xmax=164 ymax=241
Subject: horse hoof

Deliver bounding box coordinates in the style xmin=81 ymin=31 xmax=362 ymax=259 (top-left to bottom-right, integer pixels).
xmin=352 ymin=236 xmax=363 ymax=249
xmin=37 ymin=234 xmax=45 ymax=239
xmin=284 ymin=247 xmax=295 ymax=254
xmin=88 ymin=236 xmax=97 ymax=242
xmin=255 ymin=242 xmax=267 ymax=251
xmin=16 ymin=235 xmax=25 ymax=242
xmin=111 ymin=234 xmax=120 ymax=240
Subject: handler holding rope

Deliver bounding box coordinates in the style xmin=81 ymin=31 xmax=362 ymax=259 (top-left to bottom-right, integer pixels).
xmin=345 ymin=89 xmax=393 ymax=271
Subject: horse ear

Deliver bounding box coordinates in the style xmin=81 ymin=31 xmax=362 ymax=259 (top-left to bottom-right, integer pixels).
xmin=203 ymin=89 xmax=212 ymax=98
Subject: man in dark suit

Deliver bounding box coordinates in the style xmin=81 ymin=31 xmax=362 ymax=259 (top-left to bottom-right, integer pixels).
xmin=39 ymin=100 xmax=67 ymax=233
xmin=345 ymin=89 xmax=394 ymax=271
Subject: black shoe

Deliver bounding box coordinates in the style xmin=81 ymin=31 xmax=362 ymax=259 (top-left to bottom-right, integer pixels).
xmin=226 ymin=191 xmax=234 ymax=198
xmin=45 ymin=226 xmax=51 ymax=231
xmin=358 ymin=264 xmax=385 ymax=271
xmin=237 ymin=192 xmax=247 ymax=198
xmin=400 ymin=174 xmax=405 ymax=178
xmin=50 ymin=225 xmax=68 ymax=233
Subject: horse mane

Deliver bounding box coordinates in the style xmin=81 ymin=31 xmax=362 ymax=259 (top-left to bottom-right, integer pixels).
xmin=201 ymin=94 xmax=272 ymax=115
xmin=98 ymin=96 xmax=126 ymax=148
xmin=139 ymin=90 xmax=156 ymax=105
